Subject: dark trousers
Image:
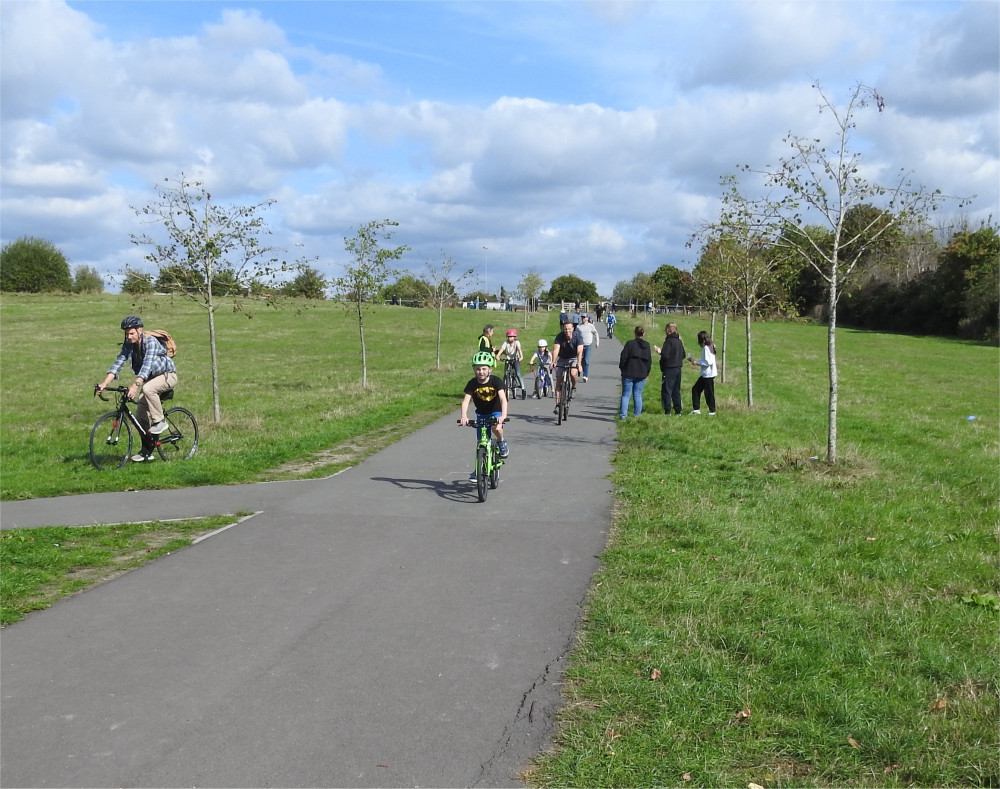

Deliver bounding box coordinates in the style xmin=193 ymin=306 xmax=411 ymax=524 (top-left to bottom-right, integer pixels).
xmin=691 ymin=376 xmax=716 ymax=413
xmin=660 ymin=367 xmax=683 ymax=414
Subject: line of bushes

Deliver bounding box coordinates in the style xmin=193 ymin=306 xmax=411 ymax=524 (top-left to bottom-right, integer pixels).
xmin=840 ymin=225 xmax=999 ymax=343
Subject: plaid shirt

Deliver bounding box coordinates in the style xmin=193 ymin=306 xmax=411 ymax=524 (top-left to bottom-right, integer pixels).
xmin=108 ymin=333 xmax=177 ymax=382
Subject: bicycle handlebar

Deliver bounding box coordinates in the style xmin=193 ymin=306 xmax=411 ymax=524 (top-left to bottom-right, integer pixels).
xmin=457 ymin=417 xmax=510 ymax=426
xmin=94 ymin=384 xmax=131 ymax=403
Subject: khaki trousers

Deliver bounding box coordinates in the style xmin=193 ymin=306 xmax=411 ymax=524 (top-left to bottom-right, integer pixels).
xmin=137 ymin=372 xmax=178 ymax=430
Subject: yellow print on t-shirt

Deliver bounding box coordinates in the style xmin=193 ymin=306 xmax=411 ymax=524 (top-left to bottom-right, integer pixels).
xmin=473 ymin=382 xmax=501 ymax=402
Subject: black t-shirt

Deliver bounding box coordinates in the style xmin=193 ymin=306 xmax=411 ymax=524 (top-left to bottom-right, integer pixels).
xmin=465 ymin=374 xmax=504 ymax=414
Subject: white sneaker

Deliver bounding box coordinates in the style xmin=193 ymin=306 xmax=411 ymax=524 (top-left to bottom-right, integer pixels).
xmin=689 ymin=410 xmax=701 ymax=415
xmin=581 ymin=376 xmax=588 ymax=382
xmin=131 ymin=453 xmax=155 ymax=462
xmin=708 ymin=411 xmax=717 ymax=416
xmin=149 ymin=420 xmax=167 ymax=434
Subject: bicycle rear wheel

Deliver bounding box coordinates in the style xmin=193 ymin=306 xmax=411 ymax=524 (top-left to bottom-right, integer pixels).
xmin=476 ymin=445 xmax=488 ymax=502
xmin=156 ymin=407 xmax=199 ymax=461
xmin=90 ymin=411 xmax=133 ymax=470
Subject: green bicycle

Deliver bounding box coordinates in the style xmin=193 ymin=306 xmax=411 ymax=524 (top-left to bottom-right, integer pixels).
xmin=460 ymin=415 xmax=508 ymax=502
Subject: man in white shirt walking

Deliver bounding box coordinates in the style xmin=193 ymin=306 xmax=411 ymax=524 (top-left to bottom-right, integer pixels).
xmin=577 ymin=314 xmax=600 ymax=382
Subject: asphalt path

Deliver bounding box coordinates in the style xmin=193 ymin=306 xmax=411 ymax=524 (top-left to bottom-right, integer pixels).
xmin=1 ymin=333 xmax=625 ymax=788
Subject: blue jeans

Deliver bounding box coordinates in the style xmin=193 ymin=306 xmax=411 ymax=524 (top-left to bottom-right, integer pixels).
xmin=619 ymin=377 xmax=646 ymax=419
xmin=582 ymin=344 xmax=593 ymax=377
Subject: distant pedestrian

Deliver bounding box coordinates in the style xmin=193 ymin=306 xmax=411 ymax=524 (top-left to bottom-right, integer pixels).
xmin=618 ymin=326 xmax=651 ymax=419
xmin=688 ymin=330 xmax=718 ymax=415
xmin=653 ymin=322 xmax=685 ymax=415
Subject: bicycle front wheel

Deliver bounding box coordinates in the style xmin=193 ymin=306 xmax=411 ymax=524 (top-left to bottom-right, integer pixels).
xmin=90 ymin=411 xmax=133 ymax=470
xmin=476 ymin=445 xmax=488 ymax=502
xmin=156 ymin=407 xmax=199 ymax=461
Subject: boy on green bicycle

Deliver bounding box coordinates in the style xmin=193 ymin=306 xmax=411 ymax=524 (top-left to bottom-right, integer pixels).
xmin=459 ymin=351 xmax=509 ymax=478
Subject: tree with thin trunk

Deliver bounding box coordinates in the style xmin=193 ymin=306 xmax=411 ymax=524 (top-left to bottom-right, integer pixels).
xmin=694 ymin=175 xmax=785 ymax=406
xmin=423 ymin=252 xmax=474 ymax=369
xmin=691 ymin=252 xmax=737 ymax=385
xmin=131 ymin=174 xmax=282 ymax=423
xmin=517 ymin=269 xmax=545 ymax=329
xmin=333 ymin=220 xmax=409 ymax=388
xmin=754 ymin=82 xmax=964 ymax=463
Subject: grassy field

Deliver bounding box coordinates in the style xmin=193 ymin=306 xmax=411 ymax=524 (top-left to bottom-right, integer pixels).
xmin=1 ymin=294 xmax=996 ymax=786
xmin=528 ymin=321 xmax=999 ymax=787
xmin=0 ymin=292 xmax=555 ymax=499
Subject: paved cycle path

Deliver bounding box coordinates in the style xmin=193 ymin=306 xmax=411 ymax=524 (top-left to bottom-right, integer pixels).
xmin=2 ymin=334 xmax=624 ymax=788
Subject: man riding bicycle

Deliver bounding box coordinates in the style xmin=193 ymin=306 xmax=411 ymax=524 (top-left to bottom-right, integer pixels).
xmin=552 ymin=319 xmax=584 ymax=416
xmin=97 ymin=315 xmax=178 ymax=462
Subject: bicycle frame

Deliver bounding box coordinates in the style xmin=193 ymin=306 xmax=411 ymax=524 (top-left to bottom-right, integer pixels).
xmin=102 ymin=387 xmax=150 ymax=442
xmin=459 ymin=415 xmax=507 ymax=502
xmin=534 ymin=365 xmax=552 ymax=395
xmin=91 ymin=385 xmax=198 ymax=469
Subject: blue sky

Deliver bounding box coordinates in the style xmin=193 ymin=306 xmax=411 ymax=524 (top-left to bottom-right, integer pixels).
xmin=2 ymin=0 xmax=997 ymax=297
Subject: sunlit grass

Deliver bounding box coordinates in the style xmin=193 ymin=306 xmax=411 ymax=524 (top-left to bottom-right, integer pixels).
xmin=0 ymin=293 xmax=555 ymax=499
xmin=529 ymin=319 xmax=998 ymax=788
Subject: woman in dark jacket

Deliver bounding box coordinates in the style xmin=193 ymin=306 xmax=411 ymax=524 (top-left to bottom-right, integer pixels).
xmin=618 ymin=325 xmax=652 ymax=419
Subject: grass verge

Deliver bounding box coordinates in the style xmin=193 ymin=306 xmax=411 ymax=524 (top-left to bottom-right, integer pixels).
xmin=528 ymin=321 xmax=999 ymax=788
xmin=0 ymin=514 xmax=243 ymax=625
xmin=0 ymin=293 xmax=555 ymax=499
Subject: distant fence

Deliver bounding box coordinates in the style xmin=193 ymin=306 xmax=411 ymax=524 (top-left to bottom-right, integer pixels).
xmin=381 ymin=298 xmax=712 ymax=316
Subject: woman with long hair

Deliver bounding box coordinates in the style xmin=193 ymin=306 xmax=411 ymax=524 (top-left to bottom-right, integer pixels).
xmin=688 ymin=330 xmax=717 ymax=415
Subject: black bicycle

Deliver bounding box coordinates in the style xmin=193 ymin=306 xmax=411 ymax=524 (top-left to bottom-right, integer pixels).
xmin=554 ymin=364 xmax=574 ymax=425
xmin=90 ymin=385 xmax=198 ymax=470
xmin=503 ymin=359 xmax=526 ymax=401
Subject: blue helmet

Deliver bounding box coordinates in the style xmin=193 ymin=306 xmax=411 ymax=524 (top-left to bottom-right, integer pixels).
xmin=121 ymin=315 xmax=143 ymax=330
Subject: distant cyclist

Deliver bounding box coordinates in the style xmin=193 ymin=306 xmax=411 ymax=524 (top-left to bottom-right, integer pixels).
xmin=97 ymin=315 xmax=178 ymax=462
xmin=496 ymin=329 xmax=527 ymax=399
xmin=528 ymin=339 xmax=553 ymax=398
xmin=606 ymin=311 xmax=617 ymax=339
xmin=552 ymin=319 xmax=584 ymax=416
xmin=459 ymin=351 xmax=510 ymax=477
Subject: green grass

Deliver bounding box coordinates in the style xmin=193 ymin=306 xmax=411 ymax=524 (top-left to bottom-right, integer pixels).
xmin=0 ymin=293 xmax=554 ymax=499
xmin=528 ymin=320 xmax=999 ymax=788
xmin=0 ymin=514 xmax=241 ymax=624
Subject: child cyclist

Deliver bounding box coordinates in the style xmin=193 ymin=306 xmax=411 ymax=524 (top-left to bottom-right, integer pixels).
xmin=460 ymin=351 xmax=509 ymax=479
xmin=528 ymin=339 xmax=553 ymax=397
xmin=496 ymin=328 xmax=527 ymax=400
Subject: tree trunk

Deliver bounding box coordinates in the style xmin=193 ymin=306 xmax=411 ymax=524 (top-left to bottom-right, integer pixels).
xmin=745 ymin=307 xmax=754 ymax=407
xmin=827 ymin=279 xmax=839 ymax=464
xmin=357 ymin=300 xmax=368 ymax=388
xmin=208 ymin=303 xmax=221 ymax=423
xmin=435 ymin=302 xmax=443 ymax=369
xmin=721 ymin=312 xmax=728 ymax=384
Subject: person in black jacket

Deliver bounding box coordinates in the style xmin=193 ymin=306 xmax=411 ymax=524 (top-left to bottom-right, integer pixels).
xmin=653 ymin=322 xmax=686 ymax=415
xmin=618 ymin=325 xmax=652 ymax=419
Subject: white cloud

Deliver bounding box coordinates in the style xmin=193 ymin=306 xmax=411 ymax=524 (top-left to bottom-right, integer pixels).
xmin=1 ymin=0 xmax=996 ymax=298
